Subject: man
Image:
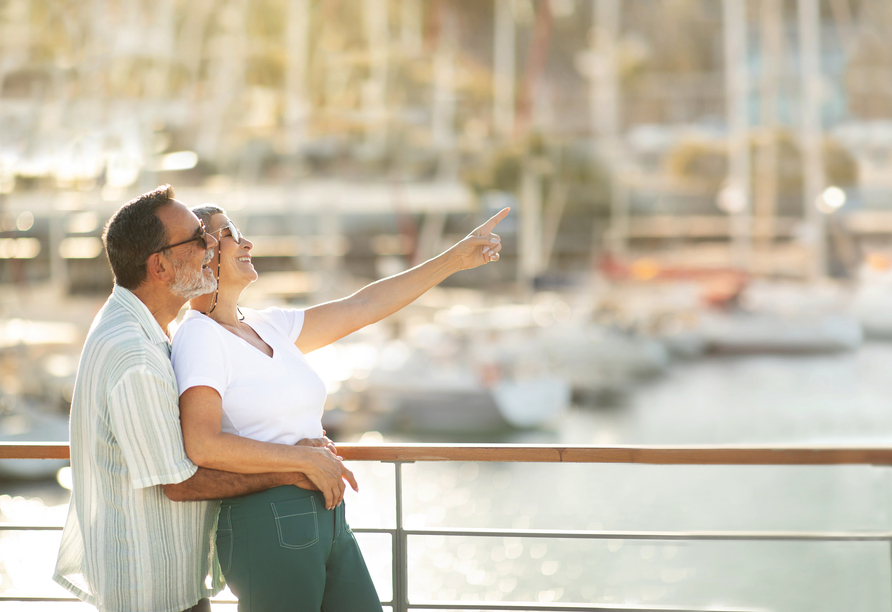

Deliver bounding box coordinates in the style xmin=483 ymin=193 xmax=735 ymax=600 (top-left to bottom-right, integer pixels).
xmin=53 ymin=185 xmax=352 ymax=612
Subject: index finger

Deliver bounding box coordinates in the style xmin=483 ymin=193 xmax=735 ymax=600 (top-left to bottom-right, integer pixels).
xmin=477 ymin=207 xmax=510 ymax=235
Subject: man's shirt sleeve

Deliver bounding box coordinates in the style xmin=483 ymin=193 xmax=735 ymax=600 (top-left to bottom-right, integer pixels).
xmin=107 ymin=367 xmax=198 ymax=489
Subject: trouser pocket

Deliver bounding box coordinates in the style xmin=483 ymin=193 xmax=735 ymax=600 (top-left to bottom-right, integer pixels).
xmin=270 ymin=496 xmax=319 ymax=549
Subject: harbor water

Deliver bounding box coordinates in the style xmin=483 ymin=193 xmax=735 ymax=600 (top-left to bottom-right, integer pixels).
xmin=4 ymin=343 xmax=892 ymax=611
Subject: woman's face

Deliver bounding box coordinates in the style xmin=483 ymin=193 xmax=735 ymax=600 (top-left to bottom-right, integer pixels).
xmin=208 ymin=213 xmax=257 ymax=288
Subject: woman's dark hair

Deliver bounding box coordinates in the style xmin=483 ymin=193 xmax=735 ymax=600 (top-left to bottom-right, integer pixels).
xmin=102 ymin=185 xmax=176 ymax=289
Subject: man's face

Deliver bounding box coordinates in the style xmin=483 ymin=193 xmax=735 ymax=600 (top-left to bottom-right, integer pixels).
xmin=156 ymin=201 xmax=218 ymax=300
xmin=169 ymin=246 xmax=216 ymax=300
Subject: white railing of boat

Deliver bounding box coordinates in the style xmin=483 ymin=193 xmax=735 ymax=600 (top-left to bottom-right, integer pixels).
xmin=3 ymin=442 xmax=892 ymax=612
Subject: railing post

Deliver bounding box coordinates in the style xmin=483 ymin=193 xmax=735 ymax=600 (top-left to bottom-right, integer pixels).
xmin=393 ymin=460 xmax=408 ymax=612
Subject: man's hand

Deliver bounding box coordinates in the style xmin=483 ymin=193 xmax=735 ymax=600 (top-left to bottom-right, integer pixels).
xmin=288 ymin=472 xmax=319 ymax=491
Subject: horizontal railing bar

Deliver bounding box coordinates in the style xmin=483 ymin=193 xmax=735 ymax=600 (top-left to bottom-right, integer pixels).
xmin=0 ymin=595 xmax=240 ymax=604
xmin=0 ymin=524 xmax=63 ymax=531
xmin=343 ymin=444 xmax=892 ymax=465
xmin=0 ymin=596 xmax=762 ymax=611
xmin=0 ymin=596 xmax=81 ymax=602
xmin=399 ymin=527 xmax=892 ymax=542
xmin=405 ymin=600 xmax=767 ymax=611
xmin=4 ymin=524 xmax=889 ymax=543
xmin=4 ymin=442 xmax=892 ymax=465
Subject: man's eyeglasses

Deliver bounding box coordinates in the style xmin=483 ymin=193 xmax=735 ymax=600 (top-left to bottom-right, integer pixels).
xmin=209 ymin=221 xmax=243 ymax=245
xmin=153 ymin=220 xmax=210 ymax=254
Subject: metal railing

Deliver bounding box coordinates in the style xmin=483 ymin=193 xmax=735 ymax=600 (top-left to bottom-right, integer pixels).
xmin=3 ymin=442 xmax=892 ymax=611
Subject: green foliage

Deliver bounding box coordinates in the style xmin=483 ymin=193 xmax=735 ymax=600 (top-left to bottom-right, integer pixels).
xmin=463 ymin=133 xmax=612 ymax=216
xmin=664 ymin=129 xmax=859 ymax=199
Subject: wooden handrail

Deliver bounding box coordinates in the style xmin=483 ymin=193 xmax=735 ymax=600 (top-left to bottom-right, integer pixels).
xmin=1 ymin=443 xmax=70 ymax=460
xmin=3 ymin=442 xmax=892 ymax=465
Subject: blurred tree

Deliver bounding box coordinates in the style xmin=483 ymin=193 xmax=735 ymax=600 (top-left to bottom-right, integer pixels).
xmin=664 ymin=130 xmax=858 ymax=214
xmin=843 ymin=0 xmax=892 ymax=119
xmin=463 ymin=132 xmax=611 ymax=217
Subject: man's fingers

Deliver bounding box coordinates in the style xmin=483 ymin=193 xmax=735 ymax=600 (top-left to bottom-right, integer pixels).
xmin=324 ymin=475 xmax=344 ymax=509
xmin=325 ymin=474 xmax=346 ymax=509
xmin=322 ymin=485 xmax=335 ymax=510
xmin=477 ymin=207 xmax=510 ymax=234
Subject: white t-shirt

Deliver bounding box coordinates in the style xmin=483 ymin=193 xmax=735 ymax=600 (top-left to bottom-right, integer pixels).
xmin=171 ymin=308 xmax=327 ymax=444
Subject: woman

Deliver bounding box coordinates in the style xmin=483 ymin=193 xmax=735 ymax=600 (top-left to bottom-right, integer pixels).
xmin=170 ymin=204 xmax=508 ymax=611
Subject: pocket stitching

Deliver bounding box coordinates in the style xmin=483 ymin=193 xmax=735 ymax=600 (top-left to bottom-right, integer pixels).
xmin=271 ymin=497 xmax=319 ymax=550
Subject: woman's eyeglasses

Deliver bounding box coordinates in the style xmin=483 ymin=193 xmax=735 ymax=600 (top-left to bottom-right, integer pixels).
xmin=154 ymin=220 xmax=209 ymax=253
xmin=209 ymin=221 xmax=243 ymax=245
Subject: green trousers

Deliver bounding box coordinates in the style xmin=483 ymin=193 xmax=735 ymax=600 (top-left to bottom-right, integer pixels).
xmin=217 ymin=486 xmax=382 ymax=612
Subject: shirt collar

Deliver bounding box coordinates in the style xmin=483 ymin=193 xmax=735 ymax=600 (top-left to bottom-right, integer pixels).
xmin=111 ymin=284 xmax=172 ymax=348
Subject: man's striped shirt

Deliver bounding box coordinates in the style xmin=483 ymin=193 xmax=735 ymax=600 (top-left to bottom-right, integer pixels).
xmin=53 ymin=285 xmax=223 ymax=612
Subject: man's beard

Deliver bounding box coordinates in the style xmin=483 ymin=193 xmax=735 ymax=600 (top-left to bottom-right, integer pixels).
xmin=169 ymin=249 xmax=217 ymax=300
